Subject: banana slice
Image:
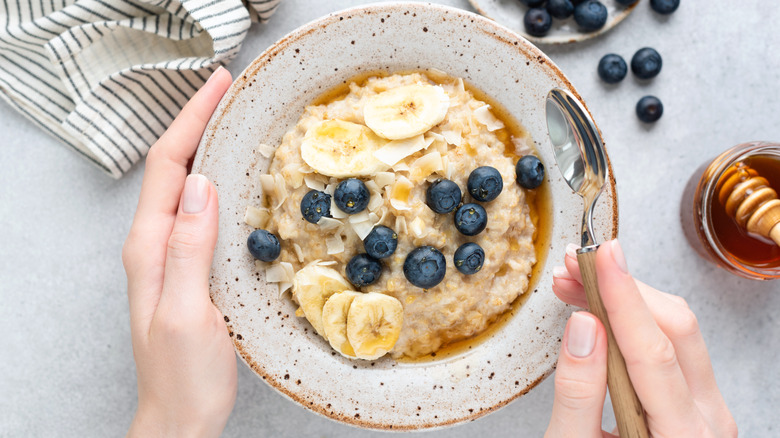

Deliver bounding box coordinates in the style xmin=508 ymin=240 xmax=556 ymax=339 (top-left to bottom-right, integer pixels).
xmin=346 ymin=292 xmax=404 ymax=360
xmin=364 ymin=84 xmax=450 ymax=140
xmin=322 ymin=291 xmax=363 ymax=357
xmin=293 ymin=262 xmax=352 ymax=339
xmin=300 ymin=119 xmax=389 ymax=178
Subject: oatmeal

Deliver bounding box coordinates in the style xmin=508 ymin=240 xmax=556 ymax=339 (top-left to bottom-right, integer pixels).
xmin=247 ymin=71 xmax=540 ymax=359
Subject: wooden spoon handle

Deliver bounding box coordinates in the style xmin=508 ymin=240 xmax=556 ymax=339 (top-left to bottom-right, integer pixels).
xmin=577 ymin=248 xmax=649 ymax=438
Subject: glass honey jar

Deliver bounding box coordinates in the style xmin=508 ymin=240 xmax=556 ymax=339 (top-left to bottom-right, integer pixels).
xmin=681 ymin=141 xmax=780 ymax=280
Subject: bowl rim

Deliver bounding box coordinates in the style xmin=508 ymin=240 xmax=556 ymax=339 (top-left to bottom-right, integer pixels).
xmin=194 ymin=1 xmax=619 ymax=430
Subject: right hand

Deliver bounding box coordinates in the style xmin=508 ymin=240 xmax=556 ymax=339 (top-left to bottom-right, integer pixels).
xmin=544 ymin=239 xmax=737 ymax=437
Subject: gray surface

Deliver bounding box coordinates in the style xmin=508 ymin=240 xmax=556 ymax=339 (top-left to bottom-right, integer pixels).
xmin=1 ymin=0 xmax=778 ymax=436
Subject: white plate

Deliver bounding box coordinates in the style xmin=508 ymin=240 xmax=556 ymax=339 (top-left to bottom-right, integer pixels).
xmin=469 ymin=0 xmax=638 ymax=45
xmin=193 ymin=2 xmax=618 ymax=430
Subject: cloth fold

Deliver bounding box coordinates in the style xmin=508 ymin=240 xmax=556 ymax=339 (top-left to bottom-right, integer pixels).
xmin=0 ymin=0 xmax=281 ymax=178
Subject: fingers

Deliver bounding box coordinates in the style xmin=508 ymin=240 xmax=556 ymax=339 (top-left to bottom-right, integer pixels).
xmin=156 ymin=174 xmax=220 ymax=319
xmin=553 ymin=246 xmax=729 ymax=421
xmin=124 ymin=67 xmax=231 ymax=331
xmin=595 ymin=240 xmax=708 ymax=436
xmin=546 ymin=312 xmax=608 ymax=438
xmin=125 ymin=67 xmax=232 ymax=283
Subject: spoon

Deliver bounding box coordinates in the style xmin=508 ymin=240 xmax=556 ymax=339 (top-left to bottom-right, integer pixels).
xmin=546 ymin=88 xmax=649 ymax=438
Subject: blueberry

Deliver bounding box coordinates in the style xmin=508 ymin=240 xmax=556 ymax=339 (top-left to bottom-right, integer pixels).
xmin=547 ymin=0 xmax=574 ymax=19
xmin=615 ymin=0 xmax=638 ymax=5
xmin=574 ymin=1 xmax=607 ymax=32
xmin=247 ymin=229 xmax=281 ymax=262
xmin=467 ymin=166 xmax=503 ymax=202
xmin=454 ymin=203 xmax=488 ymax=236
xmin=363 ymin=225 xmax=398 ymax=259
xmin=518 ymin=0 xmax=546 ymax=7
xmin=650 ymin=0 xmax=679 ymax=14
xmin=631 ymin=47 xmax=662 ymax=79
xmin=636 ymin=96 xmax=663 ymax=123
xmin=334 ymin=178 xmax=369 ymax=214
xmin=515 ymin=155 xmax=545 ymax=189
xmin=403 ymin=246 xmax=446 ymax=289
xmin=524 ymin=8 xmax=553 ymax=37
xmin=597 ymin=54 xmax=628 ymax=84
xmin=454 ymin=242 xmax=485 ymax=275
xmin=426 ymin=179 xmax=462 ymax=214
xmin=300 ymin=190 xmax=331 ymax=224
xmin=346 ymin=253 xmax=383 ymax=287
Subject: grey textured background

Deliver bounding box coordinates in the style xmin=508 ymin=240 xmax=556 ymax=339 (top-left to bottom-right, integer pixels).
xmin=1 ymin=0 xmax=779 ymax=436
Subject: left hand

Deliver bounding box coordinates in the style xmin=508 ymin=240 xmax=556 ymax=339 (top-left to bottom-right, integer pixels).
xmin=122 ymin=67 xmax=237 ymax=438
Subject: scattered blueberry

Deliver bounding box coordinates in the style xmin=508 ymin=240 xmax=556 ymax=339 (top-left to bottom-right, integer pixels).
xmin=631 ymin=47 xmax=662 ymax=79
xmin=363 ymin=225 xmax=398 ymax=259
xmin=333 ymin=178 xmax=369 ymax=214
xmin=300 ymin=190 xmax=331 ymax=223
xmin=519 ymin=0 xmax=546 ymax=7
xmin=636 ymin=96 xmax=664 ymax=123
xmin=247 ymin=229 xmax=281 ymax=262
xmin=454 ymin=243 xmax=485 ymax=275
xmin=454 ymin=203 xmax=488 ymax=236
xmin=468 ymin=166 xmax=503 ymax=202
xmin=426 ymin=179 xmax=462 ymax=214
xmin=546 ymin=0 xmax=574 ymax=19
xmin=403 ymin=246 xmax=447 ymax=289
xmin=345 ymin=253 xmax=383 ymax=287
xmin=573 ymin=1 xmax=608 ymax=32
xmin=524 ymin=8 xmax=553 ymax=37
xmin=598 ymin=54 xmax=628 ymax=84
xmin=615 ymin=0 xmax=638 ymax=5
xmin=650 ymin=0 xmax=679 ymax=15
xmin=515 ymin=155 xmax=545 ymax=189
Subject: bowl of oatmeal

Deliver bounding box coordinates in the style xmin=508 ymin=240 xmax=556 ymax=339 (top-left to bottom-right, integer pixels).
xmin=193 ymin=2 xmax=617 ymax=430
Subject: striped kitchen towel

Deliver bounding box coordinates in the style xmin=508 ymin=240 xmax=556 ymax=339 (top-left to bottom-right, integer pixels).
xmin=0 ymin=0 xmax=281 ymax=178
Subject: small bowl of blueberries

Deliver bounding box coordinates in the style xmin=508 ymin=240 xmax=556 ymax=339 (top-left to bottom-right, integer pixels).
xmin=469 ymin=0 xmax=679 ymax=45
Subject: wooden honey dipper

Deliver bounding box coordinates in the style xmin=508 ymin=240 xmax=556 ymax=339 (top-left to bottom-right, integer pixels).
xmin=716 ymin=161 xmax=780 ymax=246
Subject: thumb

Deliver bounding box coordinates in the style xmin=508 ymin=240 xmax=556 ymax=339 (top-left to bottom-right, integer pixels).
xmin=159 ymin=174 xmax=219 ymax=312
xmin=545 ymin=312 xmax=609 ymax=438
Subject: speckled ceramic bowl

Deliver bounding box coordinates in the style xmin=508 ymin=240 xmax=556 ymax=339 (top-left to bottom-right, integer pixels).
xmin=193 ymin=2 xmax=618 ymax=430
xmin=469 ymin=0 xmax=638 ymax=45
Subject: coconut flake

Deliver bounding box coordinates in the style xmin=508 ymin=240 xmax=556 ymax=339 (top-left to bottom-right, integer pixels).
xmin=272 ymin=174 xmax=288 ymax=209
xmin=292 ymin=243 xmax=305 ymax=263
xmin=375 ymin=172 xmax=395 ymax=188
xmin=266 ymin=262 xmax=294 ymax=283
xmin=409 ymin=216 xmax=428 ymax=239
xmin=304 ymin=174 xmax=325 ymax=191
xmin=259 ymin=174 xmax=276 ymax=195
xmin=326 ymin=234 xmax=345 ymax=255
xmin=278 ymin=282 xmax=293 ymax=297
xmin=456 ymin=77 xmax=466 ymax=93
xmin=317 ymin=216 xmax=343 ymax=231
xmin=410 ymin=151 xmax=443 ymax=181
xmin=257 ymin=143 xmax=275 ymax=158
xmin=393 ymin=161 xmax=410 ymax=172
xmin=368 ymin=212 xmax=379 ymax=223
xmin=395 ymin=216 xmax=408 ymax=235
xmin=441 ymin=128 xmax=462 ymax=147
xmin=283 ymin=163 xmax=304 ymax=188
xmin=389 ymin=176 xmax=414 ymax=211
xmin=244 ymin=206 xmax=270 ymax=229
xmin=348 ymin=210 xmax=370 ymax=224
xmin=367 ymin=191 xmax=384 ymax=212
xmin=373 ymin=135 xmax=428 ymax=166
xmin=351 ymin=220 xmax=374 ymax=240
xmin=329 ymin=196 xmax=348 ymax=218
xmin=474 ymin=105 xmax=504 ymax=131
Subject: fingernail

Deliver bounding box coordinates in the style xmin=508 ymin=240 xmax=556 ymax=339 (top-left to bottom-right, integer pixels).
xmin=566 ymin=312 xmax=597 ymax=358
xmin=206 ymin=66 xmax=224 ymax=84
xmin=182 ymin=174 xmax=209 ymax=214
xmin=565 ymin=243 xmax=579 ymax=259
xmin=553 ymin=265 xmax=569 ymax=279
xmin=609 ymin=239 xmax=628 ymax=273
